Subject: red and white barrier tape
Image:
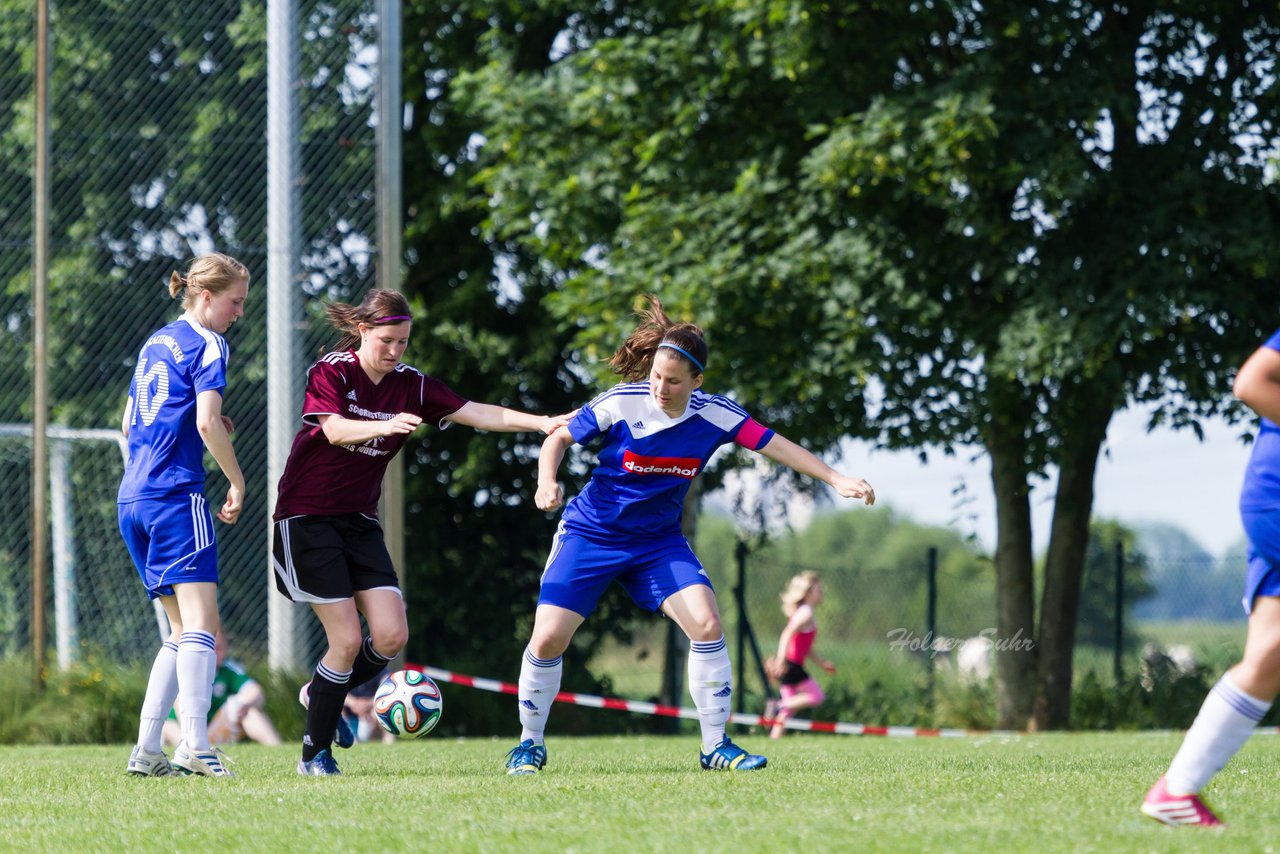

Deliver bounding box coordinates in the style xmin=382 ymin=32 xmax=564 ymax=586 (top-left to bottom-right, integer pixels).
xmin=409 ymin=664 xmax=1001 ymax=738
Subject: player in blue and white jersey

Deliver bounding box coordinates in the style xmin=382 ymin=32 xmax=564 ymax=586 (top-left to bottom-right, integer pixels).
xmin=118 ymin=253 xmax=249 ymax=779
xmin=1142 ymin=330 xmax=1280 ymax=826
xmin=504 ymin=296 xmax=875 ymax=775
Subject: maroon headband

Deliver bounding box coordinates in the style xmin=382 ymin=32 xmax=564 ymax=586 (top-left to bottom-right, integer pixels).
xmin=373 ymin=315 xmax=412 ymax=323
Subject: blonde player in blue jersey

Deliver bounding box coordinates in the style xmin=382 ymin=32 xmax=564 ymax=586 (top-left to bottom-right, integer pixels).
xmin=504 ymin=296 xmax=875 ymax=775
xmin=119 ymin=253 xmax=249 ymax=778
xmin=1142 ymin=331 xmax=1280 ymax=826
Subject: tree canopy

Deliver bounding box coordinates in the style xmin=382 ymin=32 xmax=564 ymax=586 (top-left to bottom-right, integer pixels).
xmin=447 ymin=0 xmax=1280 ymax=727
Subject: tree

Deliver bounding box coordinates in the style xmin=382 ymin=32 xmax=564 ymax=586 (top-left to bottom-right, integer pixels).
xmin=397 ymin=2 xmax=620 ymax=702
xmin=453 ymin=0 xmax=1280 ymax=728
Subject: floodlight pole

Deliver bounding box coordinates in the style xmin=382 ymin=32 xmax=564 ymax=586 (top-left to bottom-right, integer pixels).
xmin=31 ymin=0 xmax=51 ymax=690
xmin=376 ymin=0 xmax=404 ymax=673
xmin=267 ymin=0 xmax=302 ymax=672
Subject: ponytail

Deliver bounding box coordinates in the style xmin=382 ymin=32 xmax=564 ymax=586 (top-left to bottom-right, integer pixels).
xmin=608 ymin=294 xmax=707 ymax=381
xmin=169 ymin=253 xmax=250 ymax=310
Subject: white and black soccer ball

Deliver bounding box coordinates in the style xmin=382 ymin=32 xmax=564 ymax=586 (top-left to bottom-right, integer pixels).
xmin=372 ymin=669 xmax=443 ymax=738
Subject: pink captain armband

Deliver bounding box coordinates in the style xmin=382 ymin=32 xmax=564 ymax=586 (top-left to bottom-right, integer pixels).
xmin=734 ymin=418 xmax=772 ymax=451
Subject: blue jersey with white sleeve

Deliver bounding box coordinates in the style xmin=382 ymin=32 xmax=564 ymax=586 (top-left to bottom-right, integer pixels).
xmin=118 ymin=317 xmax=228 ymax=502
xmin=1239 ymin=328 xmax=1280 ymax=513
xmin=561 ymin=382 xmax=775 ymax=539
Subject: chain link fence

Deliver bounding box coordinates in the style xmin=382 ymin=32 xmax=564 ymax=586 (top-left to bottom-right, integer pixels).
xmin=591 ymin=535 xmax=1251 ymax=727
xmin=0 ymin=0 xmax=383 ymax=673
xmin=0 ymin=2 xmax=1261 ymax=734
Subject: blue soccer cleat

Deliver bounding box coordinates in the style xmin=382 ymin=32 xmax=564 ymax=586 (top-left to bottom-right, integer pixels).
xmin=505 ymin=739 xmax=547 ymax=776
xmin=297 ymin=748 xmax=342 ymax=777
xmin=333 ymin=714 xmax=356 ymax=750
xmin=700 ymin=737 xmax=767 ymax=771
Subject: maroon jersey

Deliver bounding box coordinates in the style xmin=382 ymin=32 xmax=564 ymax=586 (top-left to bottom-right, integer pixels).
xmin=273 ymin=350 xmax=467 ymax=519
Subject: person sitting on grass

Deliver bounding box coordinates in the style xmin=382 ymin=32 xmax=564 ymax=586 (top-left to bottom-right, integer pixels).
xmin=162 ymin=630 xmax=281 ymax=748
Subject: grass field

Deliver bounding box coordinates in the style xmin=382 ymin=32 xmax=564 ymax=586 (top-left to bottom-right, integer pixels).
xmin=1 ymin=732 xmax=1276 ymax=852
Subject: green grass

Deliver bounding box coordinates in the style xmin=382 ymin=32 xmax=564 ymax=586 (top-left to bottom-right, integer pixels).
xmin=1 ymin=733 xmax=1276 ymax=852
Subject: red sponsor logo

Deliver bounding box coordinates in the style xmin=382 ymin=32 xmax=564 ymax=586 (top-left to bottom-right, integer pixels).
xmin=622 ymin=450 xmax=701 ymax=479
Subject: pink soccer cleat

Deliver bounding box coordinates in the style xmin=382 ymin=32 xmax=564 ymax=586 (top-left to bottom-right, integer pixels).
xmin=1141 ymin=777 xmax=1224 ymax=827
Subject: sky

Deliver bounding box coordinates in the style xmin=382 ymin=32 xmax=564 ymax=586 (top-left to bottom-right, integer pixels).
xmin=837 ymin=404 xmax=1254 ymax=559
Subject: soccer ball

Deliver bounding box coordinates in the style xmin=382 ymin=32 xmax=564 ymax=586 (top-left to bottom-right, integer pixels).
xmin=372 ymin=669 xmax=443 ymax=738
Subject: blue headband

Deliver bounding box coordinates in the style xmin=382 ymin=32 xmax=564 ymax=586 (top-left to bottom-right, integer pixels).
xmin=658 ymin=342 xmax=705 ymax=372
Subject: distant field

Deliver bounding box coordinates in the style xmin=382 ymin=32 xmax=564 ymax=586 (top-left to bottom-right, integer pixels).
xmin=588 ymin=628 xmax=935 ymax=701
xmin=1 ymin=733 xmax=1275 ymax=852
xmin=587 ymin=619 xmax=1251 ymax=726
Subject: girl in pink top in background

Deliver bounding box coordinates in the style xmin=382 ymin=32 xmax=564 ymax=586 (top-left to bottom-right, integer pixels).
xmin=765 ymin=571 xmax=836 ymax=739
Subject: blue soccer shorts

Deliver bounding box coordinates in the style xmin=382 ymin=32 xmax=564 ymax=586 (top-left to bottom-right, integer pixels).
xmin=1241 ymin=508 xmax=1280 ymax=614
xmin=537 ymin=523 xmax=713 ymax=617
xmin=118 ymin=491 xmax=219 ymax=599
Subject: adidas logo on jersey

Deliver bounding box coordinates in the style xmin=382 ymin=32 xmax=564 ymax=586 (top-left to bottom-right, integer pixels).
xmin=346 ymin=390 xmax=357 ymax=400
xmin=632 ymin=420 xmax=644 ymax=429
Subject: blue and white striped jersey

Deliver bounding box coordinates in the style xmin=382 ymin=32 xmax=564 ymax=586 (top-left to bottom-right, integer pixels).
xmin=118 ymin=317 xmax=228 ymax=502
xmin=561 ymin=382 xmax=775 ymax=538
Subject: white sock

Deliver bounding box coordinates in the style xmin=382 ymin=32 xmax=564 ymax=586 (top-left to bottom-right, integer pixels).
xmin=518 ymin=647 xmax=562 ymax=745
xmin=176 ymin=630 xmax=217 ymax=750
xmin=137 ymin=640 xmax=179 ymax=753
xmin=1165 ymin=672 xmax=1272 ymax=794
xmin=688 ymin=636 xmax=732 ymax=751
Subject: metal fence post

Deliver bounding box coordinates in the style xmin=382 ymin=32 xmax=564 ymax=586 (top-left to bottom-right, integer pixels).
xmin=267 ymin=0 xmax=302 ymax=673
xmin=734 ymin=539 xmax=747 ymax=714
xmin=377 ymin=0 xmax=405 ymax=676
xmin=926 ymin=545 xmax=938 ymax=702
xmin=31 ymin=0 xmax=51 ymax=690
xmin=1114 ymin=540 xmax=1124 ymax=682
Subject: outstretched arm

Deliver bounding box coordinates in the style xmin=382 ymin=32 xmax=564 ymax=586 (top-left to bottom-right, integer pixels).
xmin=534 ymin=427 xmax=576 ymax=511
xmin=756 ymin=433 xmax=875 ymax=505
xmin=807 ymin=645 xmax=836 ymax=675
xmin=446 ymin=402 xmax=573 ymax=435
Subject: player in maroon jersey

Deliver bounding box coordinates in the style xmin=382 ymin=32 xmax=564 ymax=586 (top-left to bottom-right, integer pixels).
xmin=273 ymin=288 xmax=570 ymax=776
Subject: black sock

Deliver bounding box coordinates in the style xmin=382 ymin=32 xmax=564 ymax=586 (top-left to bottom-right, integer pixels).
xmin=302 ymin=662 xmax=351 ymax=762
xmin=348 ymin=636 xmax=394 ymax=689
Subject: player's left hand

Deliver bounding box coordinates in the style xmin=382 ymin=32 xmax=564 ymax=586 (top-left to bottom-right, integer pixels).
xmin=221 ymin=415 xmax=235 ymax=434
xmin=821 ymin=660 xmax=837 ymax=675
xmin=832 ymin=474 xmax=875 ymax=505
xmin=218 ymin=483 xmax=244 ymax=524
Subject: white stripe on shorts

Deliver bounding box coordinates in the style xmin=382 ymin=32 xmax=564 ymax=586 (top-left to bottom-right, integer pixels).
xmin=541 ymin=520 xmax=569 ymax=581
xmin=271 ymin=518 xmax=349 ymax=605
xmin=156 ymin=496 xmax=214 ymax=590
xmin=190 ymin=493 xmax=209 ymax=550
